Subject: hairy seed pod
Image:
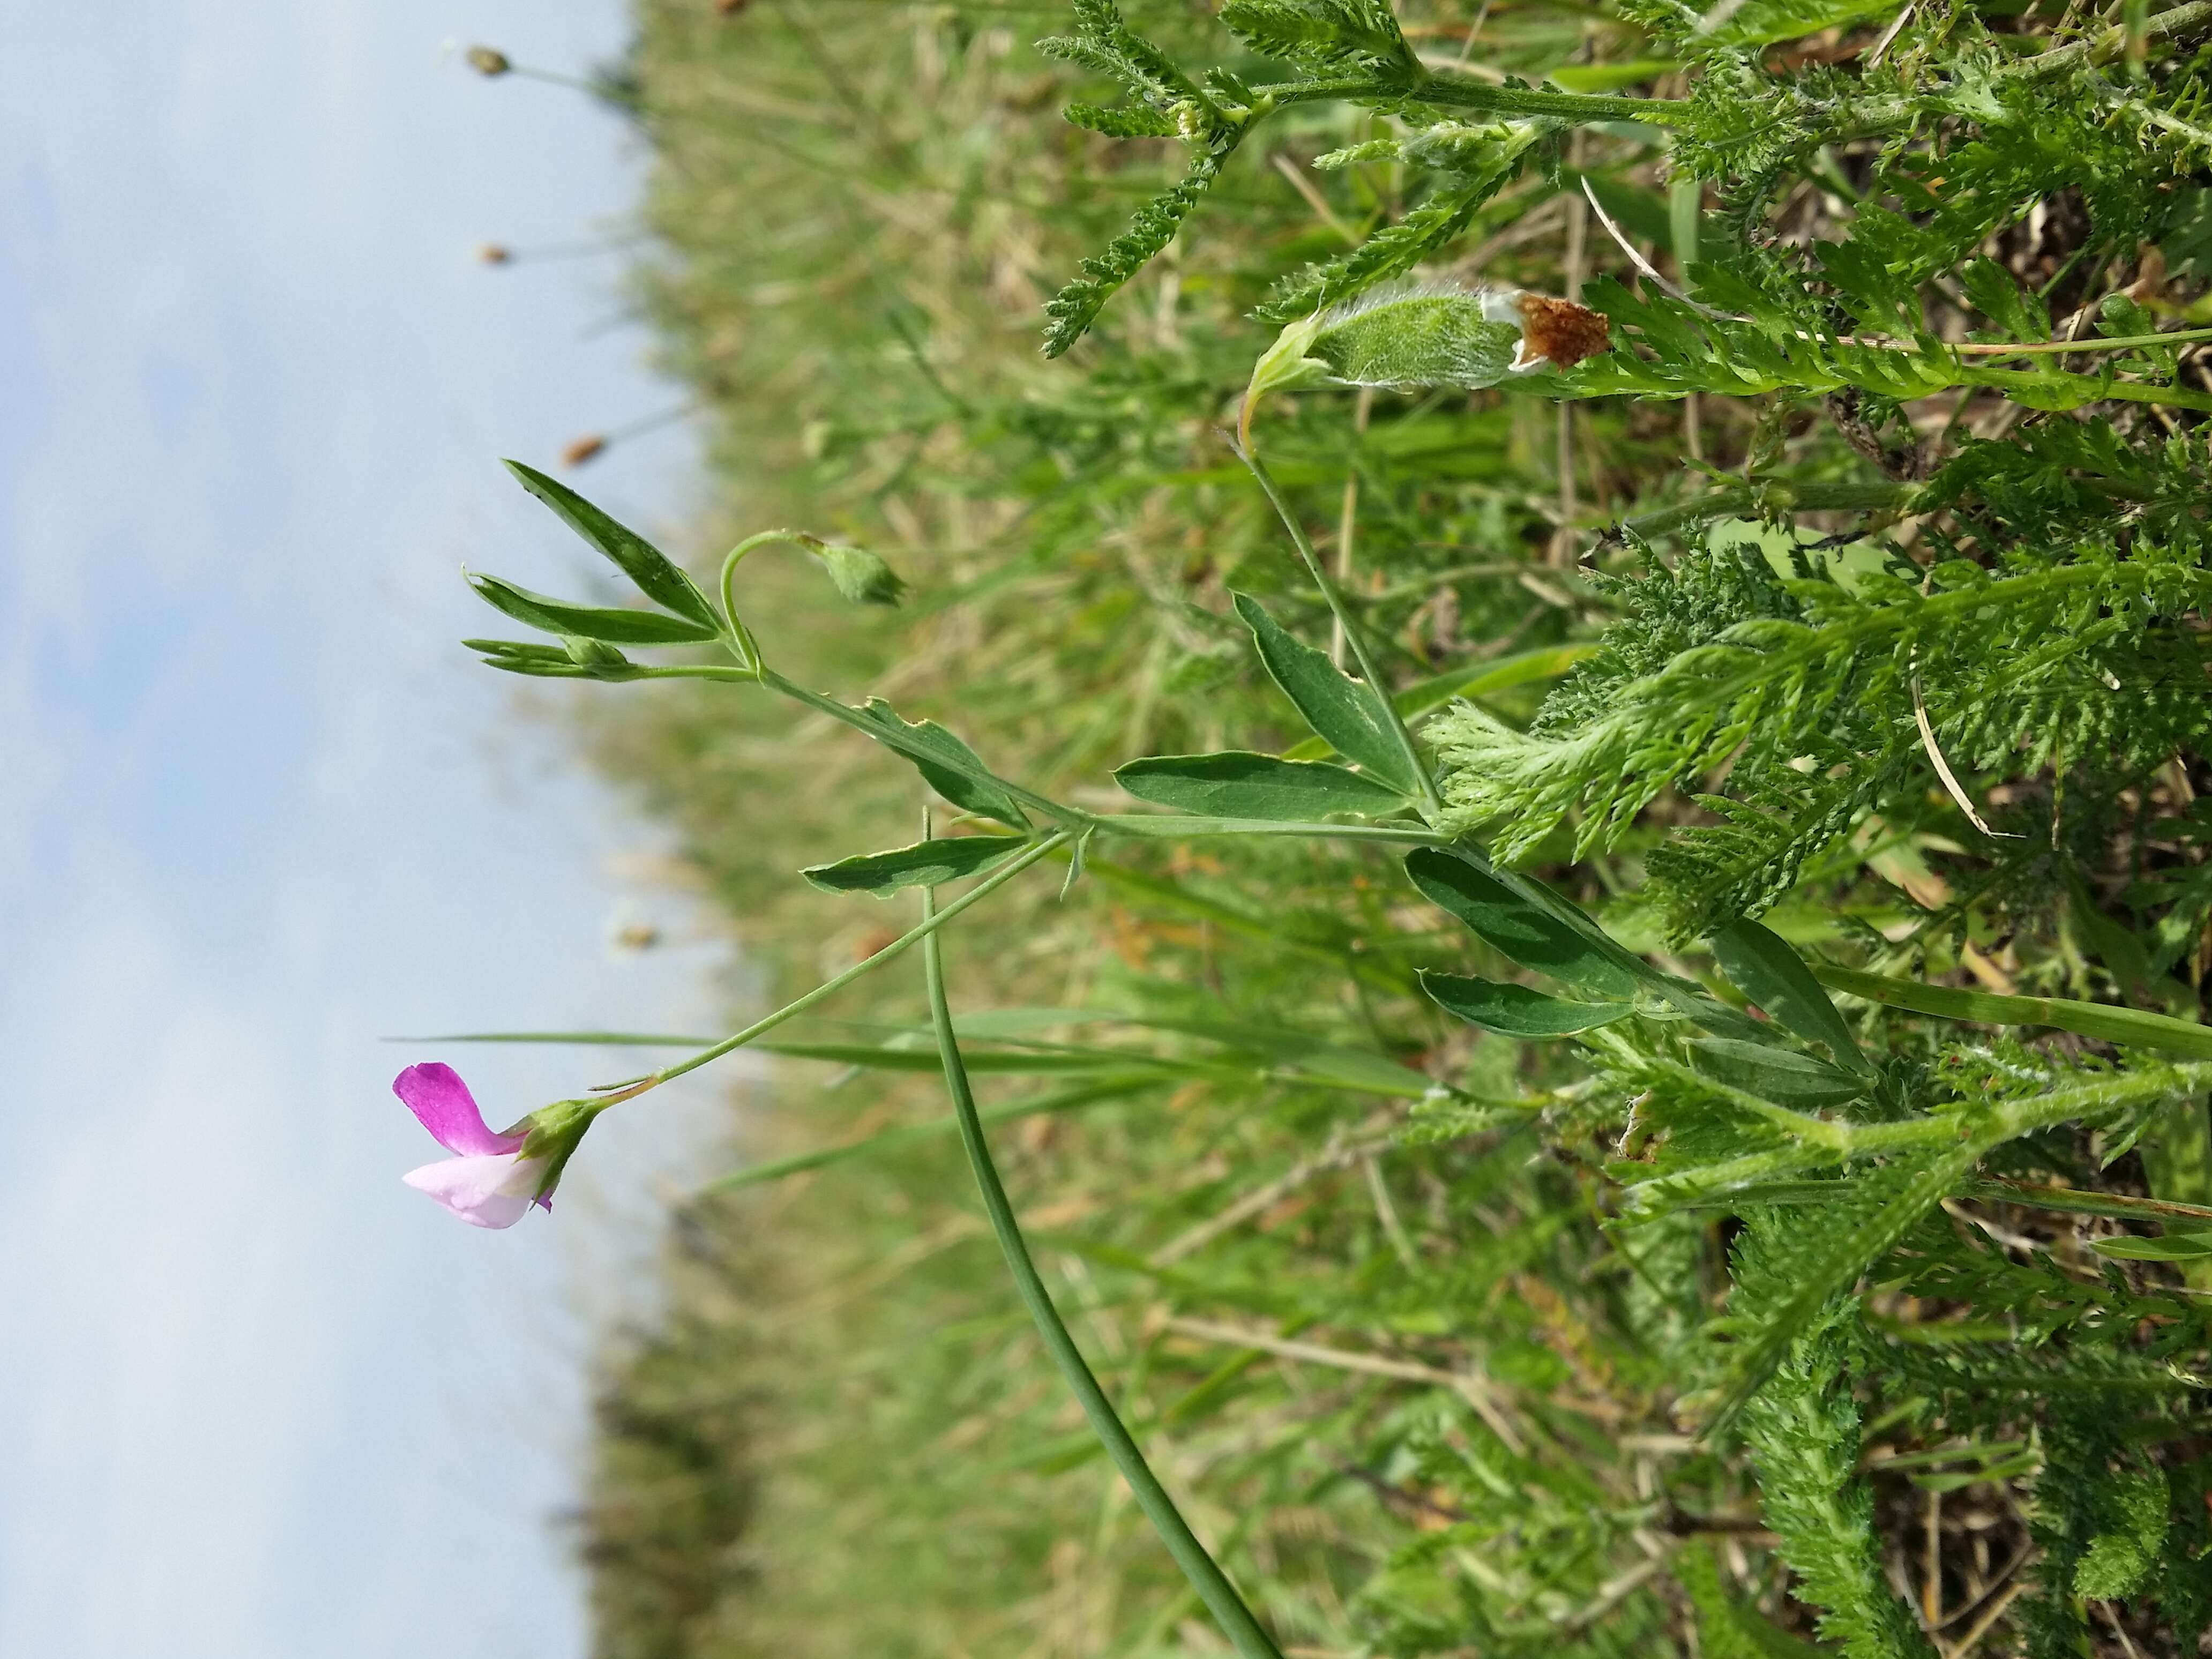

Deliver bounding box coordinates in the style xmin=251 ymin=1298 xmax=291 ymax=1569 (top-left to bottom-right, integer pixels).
xmin=1246 ymin=280 xmax=1611 ymax=413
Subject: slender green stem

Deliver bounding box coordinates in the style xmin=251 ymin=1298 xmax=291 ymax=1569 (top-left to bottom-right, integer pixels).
xmin=1256 ymin=71 xmax=1690 ymax=127
xmin=1621 ymin=481 xmax=1923 ymax=540
xmin=703 ymin=1075 xmax=1161 ymax=1192
xmin=1960 ymin=324 xmax=2212 ymax=356
xmin=717 ymin=529 xmax=818 ymax=671
xmin=757 ymin=665 xmax=1090 ymax=828
xmin=922 ymin=892 xmax=1288 ymax=1659
xmin=633 ymin=669 xmax=1443 ymax=846
xmin=1095 ymin=814 xmax=1443 ymax=843
xmin=1813 ymin=963 xmax=2212 ymax=1060
xmin=1232 ymin=440 xmax=1447 ymax=820
xmin=591 ymin=831 xmax=1072 ymax=1103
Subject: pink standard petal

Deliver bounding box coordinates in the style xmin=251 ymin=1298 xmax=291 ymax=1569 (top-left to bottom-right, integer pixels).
xmin=402 ymin=1153 xmax=547 ymax=1230
xmin=393 ymin=1063 xmax=525 ymax=1156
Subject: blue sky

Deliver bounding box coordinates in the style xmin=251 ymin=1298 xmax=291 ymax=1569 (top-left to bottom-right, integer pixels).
xmin=0 ymin=3 xmax=739 ymax=1653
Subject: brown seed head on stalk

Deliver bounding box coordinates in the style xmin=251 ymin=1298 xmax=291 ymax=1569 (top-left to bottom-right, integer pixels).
xmin=561 ymin=434 xmax=608 ymax=468
xmin=476 ymin=243 xmax=513 ymax=266
xmin=1514 ymin=294 xmax=1611 ymax=369
xmin=464 ymin=46 xmax=512 ymax=77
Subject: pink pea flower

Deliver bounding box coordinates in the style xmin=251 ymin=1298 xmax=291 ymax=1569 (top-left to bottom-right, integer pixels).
xmin=395 ymin=1063 xmax=550 ymax=1229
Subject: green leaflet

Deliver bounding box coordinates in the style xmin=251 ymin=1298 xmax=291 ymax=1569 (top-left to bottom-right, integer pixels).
xmin=1711 ymin=920 xmax=1875 ymax=1075
xmin=466 ymin=572 xmax=722 ymax=646
xmin=845 ymin=698 xmax=1032 ymax=829
xmin=1420 ymin=971 xmax=1635 ymax=1036
xmin=1813 ymin=963 xmax=2212 ymax=1060
xmin=1279 ymin=641 xmax=1596 ymax=761
xmin=1404 ymin=846 xmax=1647 ymax=1002
xmin=803 ymin=835 xmax=1025 ymax=896
xmin=1233 ymin=593 xmax=1417 ymax=794
xmin=504 ymin=460 xmax=721 ymax=631
xmin=1115 ymin=752 xmax=1410 ymax=819
xmin=1689 ymin=1038 xmax=1866 ymax=1108
xmin=2089 ymin=1232 xmax=2212 ymax=1260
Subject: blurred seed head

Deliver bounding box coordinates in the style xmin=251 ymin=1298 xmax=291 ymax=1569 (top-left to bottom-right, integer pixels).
xmin=561 ymin=434 xmax=608 ymax=468
xmin=477 ymin=243 xmax=514 ymax=266
xmin=465 ymin=46 xmax=512 ymax=76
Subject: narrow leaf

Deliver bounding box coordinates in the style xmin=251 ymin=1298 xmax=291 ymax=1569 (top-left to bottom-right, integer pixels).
xmin=1689 ymin=1038 xmax=1867 ymax=1107
xmin=1404 ymin=847 xmax=1647 ymax=1000
xmin=848 ymin=698 xmax=1032 ymax=828
xmin=466 ymin=572 xmax=721 ymax=645
xmin=2090 ymin=1232 xmax=2212 ymax=1260
xmin=505 ymin=460 xmax=721 ymax=630
xmin=1711 ymin=920 xmax=1875 ymax=1074
xmin=1813 ymin=964 xmax=2212 ymax=1060
xmin=1421 ymin=972 xmax=1635 ymax=1036
xmin=1233 ymin=593 xmax=1415 ymax=793
xmin=1280 ymin=641 xmax=1596 ymax=761
xmin=803 ymin=835 xmax=1023 ymax=896
xmin=1116 ymin=752 xmax=1410 ymax=820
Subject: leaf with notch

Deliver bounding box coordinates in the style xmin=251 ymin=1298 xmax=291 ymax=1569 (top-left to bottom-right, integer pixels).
xmin=1232 ymin=593 xmax=1415 ymax=793
xmin=1404 ymin=848 xmax=1648 ymax=1001
xmin=803 ymin=835 xmax=1025 ymax=897
xmin=1711 ymin=919 xmax=1875 ymax=1075
xmin=1422 ymin=972 xmax=1635 ymax=1036
xmin=466 ymin=573 xmax=722 ymax=645
xmin=848 ymin=698 xmax=1032 ymax=829
xmin=504 ymin=460 xmax=720 ymax=631
xmin=1116 ymin=752 xmax=1409 ymax=819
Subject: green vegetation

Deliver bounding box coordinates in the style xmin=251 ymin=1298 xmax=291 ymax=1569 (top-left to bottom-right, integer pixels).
xmin=458 ymin=0 xmax=2212 ymax=1654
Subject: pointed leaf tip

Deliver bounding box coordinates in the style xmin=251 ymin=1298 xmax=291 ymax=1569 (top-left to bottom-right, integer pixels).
xmin=503 ymin=460 xmax=720 ymax=631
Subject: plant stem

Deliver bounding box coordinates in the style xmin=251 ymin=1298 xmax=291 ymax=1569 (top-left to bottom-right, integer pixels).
xmin=1258 ymin=71 xmax=1691 ymax=126
xmin=592 ymin=831 xmax=1073 ymax=1103
xmin=922 ymin=892 xmax=1288 ymax=1659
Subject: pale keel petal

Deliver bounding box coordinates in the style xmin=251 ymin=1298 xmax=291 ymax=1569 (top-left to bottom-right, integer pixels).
xmin=402 ymin=1154 xmax=547 ymax=1229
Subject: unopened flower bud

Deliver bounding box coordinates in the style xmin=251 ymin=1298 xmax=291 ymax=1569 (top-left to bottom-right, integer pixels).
xmin=465 ymin=45 xmax=512 ymax=76
xmin=560 ymin=433 xmax=607 ymax=468
xmin=562 ymin=635 xmax=636 ymax=678
xmin=803 ymin=537 xmax=906 ymax=606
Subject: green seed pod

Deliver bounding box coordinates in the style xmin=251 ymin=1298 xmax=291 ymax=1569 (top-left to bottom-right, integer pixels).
xmin=1244 ymin=281 xmax=1612 ymax=426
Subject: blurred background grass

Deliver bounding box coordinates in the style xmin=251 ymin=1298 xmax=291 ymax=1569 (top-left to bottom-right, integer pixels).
xmin=572 ymin=4 xmax=1688 ymax=1655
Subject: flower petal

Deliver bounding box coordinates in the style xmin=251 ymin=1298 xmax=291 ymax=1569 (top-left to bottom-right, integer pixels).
xmin=393 ymin=1063 xmax=525 ymax=1156
xmin=401 ymin=1154 xmax=546 ymax=1229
